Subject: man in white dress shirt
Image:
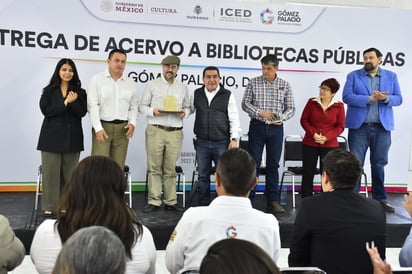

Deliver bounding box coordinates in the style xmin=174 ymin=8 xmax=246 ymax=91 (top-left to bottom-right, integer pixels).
xmin=87 ymin=49 xmax=138 ymax=169
xmin=139 ymin=55 xmax=191 ymax=213
xmin=165 ymin=148 xmax=281 ymax=274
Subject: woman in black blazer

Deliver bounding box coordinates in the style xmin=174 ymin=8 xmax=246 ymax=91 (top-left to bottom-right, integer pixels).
xmin=37 ymin=58 xmax=87 ymax=215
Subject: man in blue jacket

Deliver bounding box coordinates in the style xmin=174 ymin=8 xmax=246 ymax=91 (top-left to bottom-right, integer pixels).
xmin=342 ymin=47 xmax=403 ymax=212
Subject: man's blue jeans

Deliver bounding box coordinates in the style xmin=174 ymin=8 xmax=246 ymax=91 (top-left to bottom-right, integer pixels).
xmin=248 ymin=120 xmax=284 ymax=203
xmin=195 ymin=138 xmax=229 ymax=205
xmin=348 ymin=123 xmax=391 ymax=201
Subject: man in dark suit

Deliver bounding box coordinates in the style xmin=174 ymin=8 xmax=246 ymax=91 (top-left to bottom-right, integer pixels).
xmin=288 ymin=149 xmax=386 ymax=274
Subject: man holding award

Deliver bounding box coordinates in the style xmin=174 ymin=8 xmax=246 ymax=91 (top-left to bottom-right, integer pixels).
xmin=139 ymin=55 xmax=191 ymax=213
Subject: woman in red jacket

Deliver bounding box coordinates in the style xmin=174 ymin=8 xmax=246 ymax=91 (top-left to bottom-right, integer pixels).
xmin=300 ymin=78 xmax=345 ymax=198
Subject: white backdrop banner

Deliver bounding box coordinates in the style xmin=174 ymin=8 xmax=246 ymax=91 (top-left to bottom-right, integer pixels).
xmin=0 ymin=0 xmax=410 ymax=190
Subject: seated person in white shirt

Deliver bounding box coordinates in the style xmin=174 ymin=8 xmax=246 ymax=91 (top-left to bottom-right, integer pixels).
xmin=165 ymin=147 xmax=281 ymax=274
xmin=30 ymin=156 xmax=156 ymax=274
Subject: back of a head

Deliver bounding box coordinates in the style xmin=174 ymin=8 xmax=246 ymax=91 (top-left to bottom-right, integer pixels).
xmin=53 ymin=226 xmax=126 ymax=274
xmin=322 ymin=149 xmax=362 ymax=189
xmin=60 ymin=155 xmax=126 ymax=209
xmin=200 ymin=238 xmax=280 ymax=274
xmin=216 ymin=148 xmax=256 ymax=196
xmin=57 ymin=156 xmax=140 ymax=259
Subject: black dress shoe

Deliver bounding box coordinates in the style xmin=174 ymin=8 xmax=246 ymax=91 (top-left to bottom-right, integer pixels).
xmin=380 ymin=201 xmax=395 ymax=213
xmin=266 ymin=202 xmax=285 ymax=213
xmin=143 ymin=204 xmax=160 ymax=213
xmin=165 ymin=204 xmax=185 ymax=212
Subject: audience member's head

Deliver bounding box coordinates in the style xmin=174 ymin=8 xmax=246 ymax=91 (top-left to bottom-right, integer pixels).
xmin=53 ymin=226 xmax=126 ymax=274
xmin=56 ymin=155 xmax=142 ymax=258
xmin=215 ymin=148 xmax=257 ymax=196
xmin=200 ymin=238 xmax=280 ymax=274
xmin=321 ymin=149 xmax=362 ymax=191
xmin=0 ymin=215 xmax=25 ymax=272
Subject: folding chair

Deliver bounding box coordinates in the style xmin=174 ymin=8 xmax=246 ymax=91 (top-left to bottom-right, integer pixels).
xmin=144 ymin=165 xmax=186 ymax=207
xmin=123 ymin=165 xmax=133 ymax=207
xmin=337 ymin=135 xmax=368 ymax=197
xmin=175 ymin=166 xmax=186 ymax=207
xmin=27 ymin=165 xmax=43 ymax=229
xmin=34 ymin=165 xmax=42 ymax=211
xmin=279 ymin=135 xmax=313 ymax=208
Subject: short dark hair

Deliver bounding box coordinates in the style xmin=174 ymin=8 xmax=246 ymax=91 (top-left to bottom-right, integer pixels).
xmin=260 ymin=54 xmax=279 ymax=67
xmin=322 ymin=149 xmax=362 ymax=189
xmin=200 ymin=238 xmax=280 ymax=274
xmin=108 ymin=49 xmax=127 ymax=59
xmin=216 ymin=148 xmax=256 ymax=196
xmin=202 ymin=66 xmax=221 ymax=78
xmin=363 ymin=47 xmax=383 ymax=58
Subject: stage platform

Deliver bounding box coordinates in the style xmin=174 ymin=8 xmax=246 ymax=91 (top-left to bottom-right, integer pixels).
xmin=0 ymin=191 xmax=411 ymax=252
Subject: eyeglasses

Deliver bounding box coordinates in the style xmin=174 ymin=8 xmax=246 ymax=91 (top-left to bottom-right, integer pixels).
xmin=319 ymin=86 xmax=331 ymax=91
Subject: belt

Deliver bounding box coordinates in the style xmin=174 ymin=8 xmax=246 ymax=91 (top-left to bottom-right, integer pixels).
xmin=251 ymin=118 xmax=265 ymax=123
xmin=364 ymin=122 xmax=381 ymax=126
xmin=152 ymin=124 xmax=183 ymax=132
xmin=101 ymin=120 xmax=128 ymax=124
xmin=251 ymin=118 xmax=282 ymax=126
